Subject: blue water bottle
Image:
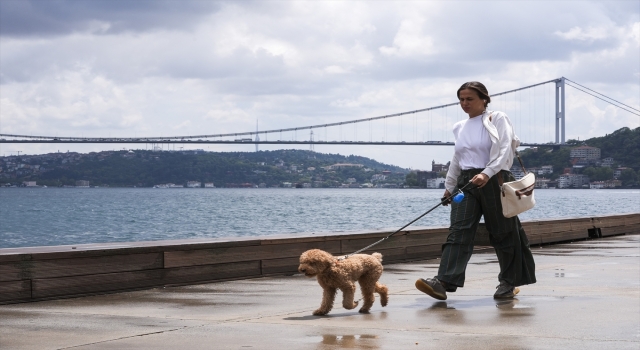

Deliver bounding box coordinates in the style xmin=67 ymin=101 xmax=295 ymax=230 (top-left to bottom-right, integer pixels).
xmin=452 ymin=192 xmax=465 ymax=203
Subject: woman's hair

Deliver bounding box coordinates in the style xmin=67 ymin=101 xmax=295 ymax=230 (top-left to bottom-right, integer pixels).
xmin=457 ymin=82 xmax=491 ymax=107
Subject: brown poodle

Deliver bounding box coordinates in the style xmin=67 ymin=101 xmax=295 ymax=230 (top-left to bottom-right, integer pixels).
xmin=298 ymin=249 xmax=389 ymax=316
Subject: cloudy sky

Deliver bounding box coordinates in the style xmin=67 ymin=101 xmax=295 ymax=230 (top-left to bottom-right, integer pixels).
xmin=1 ymin=0 xmax=638 ymax=169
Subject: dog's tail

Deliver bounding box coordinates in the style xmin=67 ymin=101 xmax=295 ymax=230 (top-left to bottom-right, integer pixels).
xmin=372 ymin=252 xmax=383 ymax=262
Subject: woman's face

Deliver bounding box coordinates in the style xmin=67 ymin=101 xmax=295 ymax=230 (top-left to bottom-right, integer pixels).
xmin=458 ymin=88 xmax=485 ymax=117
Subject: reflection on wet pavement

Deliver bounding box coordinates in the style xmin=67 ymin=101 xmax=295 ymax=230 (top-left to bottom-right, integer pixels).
xmin=316 ymin=334 xmax=380 ymax=349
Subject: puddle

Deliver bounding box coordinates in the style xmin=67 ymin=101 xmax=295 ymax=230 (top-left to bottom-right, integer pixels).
xmin=309 ymin=334 xmax=381 ymax=349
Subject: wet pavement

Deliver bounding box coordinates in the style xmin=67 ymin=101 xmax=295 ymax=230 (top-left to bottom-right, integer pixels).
xmin=1 ymin=234 xmax=638 ymax=350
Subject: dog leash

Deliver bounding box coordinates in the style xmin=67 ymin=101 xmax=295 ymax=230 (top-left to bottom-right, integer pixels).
xmin=337 ymin=181 xmax=476 ymax=261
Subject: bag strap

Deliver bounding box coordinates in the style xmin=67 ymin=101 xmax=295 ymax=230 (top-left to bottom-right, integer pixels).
xmin=515 ymin=150 xmax=527 ymax=174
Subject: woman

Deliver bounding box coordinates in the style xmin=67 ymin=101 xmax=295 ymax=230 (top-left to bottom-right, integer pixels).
xmin=415 ymin=81 xmax=536 ymax=300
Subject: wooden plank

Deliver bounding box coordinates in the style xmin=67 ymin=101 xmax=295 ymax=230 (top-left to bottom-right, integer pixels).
xmin=262 ymin=257 xmax=300 ymax=275
xmin=0 ymin=280 xmax=31 ymax=303
xmin=0 ymin=253 xmax=162 ymax=281
xmin=525 ymin=220 xmax=574 ymax=235
xmin=340 ymin=234 xmax=409 ymax=252
xmin=405 ymin=230 xmax=449 ymax=247
xmin=32 ymin=269 xmax=164 ymax=299
xmin=162 ymin=261 xmax=261 ymax=285
xmin=540 ymin=230 xmax=588 ymax=244
xmin=351 ymin=247 xmax=406 ymax=263
xmin=0 ymin=261 xmax=32 ymax=282
xmin=570 ymin=218 xmax=594 ymax=232
xmin=406 ymin=244 xmax=442 ymax=261
xmin=164 ymin=241 xmax=341 ymax=269
xmin=601 ymin=224 xmax=640 ymax=237
xmin=0 ymin=253 xmax=31 ymax=263
xmin=593 ymin=216 xmax=628 ymax=228
xmin=625 ymin=214 xmax=640 ymax=226
xmin=26 ymin=253 xmax=163 ymax=279
xmin=524 ymin=234 xmax=543 ymax=246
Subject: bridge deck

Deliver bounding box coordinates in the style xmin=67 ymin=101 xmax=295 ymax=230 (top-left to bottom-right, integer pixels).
xmin=1 ymin=234 xmax=638 ymax=350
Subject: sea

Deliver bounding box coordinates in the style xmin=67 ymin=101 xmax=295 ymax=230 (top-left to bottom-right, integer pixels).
xmin=1 ymin=188 xmax=638 ymax=249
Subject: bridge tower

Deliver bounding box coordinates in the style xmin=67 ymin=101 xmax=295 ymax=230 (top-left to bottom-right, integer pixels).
xmin=255 ymin=119 xmax=260 ymax=152
xmin=555 ymin=77 xmax=566 ymax=144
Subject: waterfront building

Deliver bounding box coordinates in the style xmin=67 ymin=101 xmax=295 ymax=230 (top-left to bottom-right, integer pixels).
xmin=186 ymin=181 xmax=201 ymax=188
xmin=570 ymin=146 xmax=601 ymax=160
xmin=204 ymin=182 xmax=215 ymax=188
xmin=558 ymin=174 xmax=590 ymax=188
xmin=604 ymin=179 xmax=622 ymax=188
xmin=75 ymin=180 xmax=90 ymax=187
xmin=23 ymin=181 xmax=37 ymax=187
xmin=535 ymin=178 xmax=550 ymax=189
xmin=426 ymin=177 xmax=445 ymax=189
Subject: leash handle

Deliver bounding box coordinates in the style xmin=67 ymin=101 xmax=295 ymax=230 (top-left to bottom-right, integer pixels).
xmin=338 ymin=181 xmax=475 ymax=260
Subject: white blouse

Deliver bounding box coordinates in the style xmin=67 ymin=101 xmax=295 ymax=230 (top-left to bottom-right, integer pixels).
xmin=452 ymin=114 xmax=492 ymax=170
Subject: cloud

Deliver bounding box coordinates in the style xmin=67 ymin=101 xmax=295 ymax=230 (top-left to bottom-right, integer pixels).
xmin=0 ymin=1 xmax=638 ymax=168
xmin=0 ymin=0 xmax=222 ymax=37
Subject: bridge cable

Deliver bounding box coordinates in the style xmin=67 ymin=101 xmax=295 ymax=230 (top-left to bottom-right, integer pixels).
xmin=565 ymin=82 xmax=640 ymax=116
xmin=565 ymin=78 xmax=639 ymax=113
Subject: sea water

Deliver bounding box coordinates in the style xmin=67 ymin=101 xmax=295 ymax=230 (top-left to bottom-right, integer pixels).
xmin=1 ymin=188 xmax=638 ymax=249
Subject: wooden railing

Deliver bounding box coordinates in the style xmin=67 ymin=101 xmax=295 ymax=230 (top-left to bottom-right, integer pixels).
xmin=1 ymin=213 xmax=638 ymax=304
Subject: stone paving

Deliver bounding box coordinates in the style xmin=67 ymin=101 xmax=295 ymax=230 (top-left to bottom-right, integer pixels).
xmin=1 ymin=234 xmax=638 ymax=350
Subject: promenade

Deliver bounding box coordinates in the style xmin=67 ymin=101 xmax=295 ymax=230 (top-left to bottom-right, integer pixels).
xmin=1 ymin=234 xmax=638 ymax=350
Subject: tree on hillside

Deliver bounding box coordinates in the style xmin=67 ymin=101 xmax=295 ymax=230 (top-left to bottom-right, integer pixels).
xmin=619 ymin=169 xmax=638 ymax=187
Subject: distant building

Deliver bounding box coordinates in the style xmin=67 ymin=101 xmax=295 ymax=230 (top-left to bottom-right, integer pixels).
xmin=330 ymin=163 xmax=364 ymax=170
xmin=558 ymin=174 xmax=590 ymax=188
xmin=186 ymin=181 xmax=201 ymax=188
xmin=535 ymin=178 xmax=550 ymax=189
xmin=75 ymin=180 xmax=90 ymax=187
xmin=426 ymin=177 xmax=446 ymax=189
xmin=23 ymin=181 xmax=37 ymax=187
xmin=431 ymin=160 xmax=450 ymax=173
xmin=601 ymin=157 xmax=615 ymax=167
xmin=614 ymin=167 xmax=631 ymax=179
xmin=570 ymin=146 xmax=601 ymax=160
xmin=510 ymin=165 xmax=526 ymax=180
xmin=204 ymin=182 xmax=215 ymax=188
xmin=371 ymin=174 xmax=387 ymax=182
xmin=540 ymin=165 xmax=553 ymax=175
xmin=604 ymin=179 xmax=622 ymax=188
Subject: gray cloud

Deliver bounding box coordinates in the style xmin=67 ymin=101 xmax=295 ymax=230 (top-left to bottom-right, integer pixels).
xmin=0 ymin=0 xmax=637 ymax=168
xmin=0 ymin=0 xmax=222 ymax=37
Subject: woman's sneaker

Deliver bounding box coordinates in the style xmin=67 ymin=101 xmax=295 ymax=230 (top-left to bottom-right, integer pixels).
xmin=494 ymin=281 xmax=520 ymax=299
xmin=415 ymin=278 xmax=447 ymax=300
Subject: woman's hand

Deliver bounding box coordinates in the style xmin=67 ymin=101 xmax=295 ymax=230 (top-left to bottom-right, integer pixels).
xmin=471 ymin=173 xmax=490 ymax=188
xmin=441 ymin=189 xmax=452 ymax=206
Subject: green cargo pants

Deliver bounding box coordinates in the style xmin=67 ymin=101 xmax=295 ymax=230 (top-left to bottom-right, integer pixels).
xmin=436 ymin=169 xmax=537 ymax=289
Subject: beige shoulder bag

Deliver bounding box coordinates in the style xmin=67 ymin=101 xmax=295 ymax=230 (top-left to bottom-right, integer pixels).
xmin=500 ymin=151 xmax=536 ymax=218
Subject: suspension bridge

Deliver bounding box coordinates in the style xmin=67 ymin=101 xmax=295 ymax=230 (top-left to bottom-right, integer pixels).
xmin=1 ymin=77 xmax=637 ymax=148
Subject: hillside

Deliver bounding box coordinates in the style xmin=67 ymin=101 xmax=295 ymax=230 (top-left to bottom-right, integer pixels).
xmin=1 ymin=149 xmax=409 ymax=188
xmin=518 ymin=127 xmax=639 ymax=185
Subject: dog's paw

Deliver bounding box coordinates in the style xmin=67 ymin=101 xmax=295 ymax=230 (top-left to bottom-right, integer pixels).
xmin=313 ymin=309 xmax=329 ymax=316
xmin=358 ymin=308 xmax=371 ymax=314
xmin=343 ymin=300 xmax=359 ymax=310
